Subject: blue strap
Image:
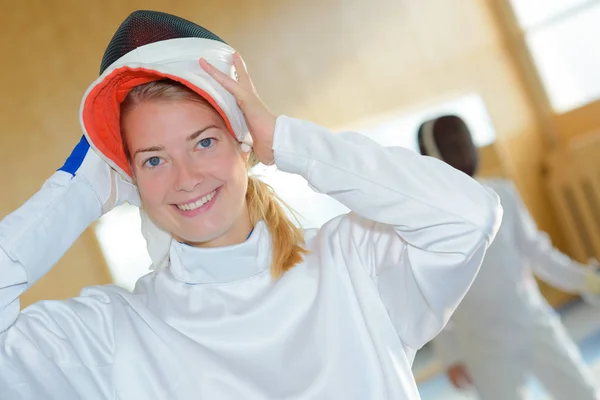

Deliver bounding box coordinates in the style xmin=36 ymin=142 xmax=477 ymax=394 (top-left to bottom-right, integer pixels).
xmin=59 ymin=136 xmax=90 ymax=176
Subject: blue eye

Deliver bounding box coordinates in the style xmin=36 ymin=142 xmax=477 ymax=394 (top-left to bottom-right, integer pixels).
xmin=145 ymin=156 xmax=162 ymax=168
xmin=198 ymin=138 xmax=214 ymax=148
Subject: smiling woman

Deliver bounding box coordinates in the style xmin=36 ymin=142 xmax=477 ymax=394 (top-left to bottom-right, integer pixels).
xmin=120 ymin=81 xmax=253 ymax=248
xmin=0 ymin=10 xmax=503 ymax=400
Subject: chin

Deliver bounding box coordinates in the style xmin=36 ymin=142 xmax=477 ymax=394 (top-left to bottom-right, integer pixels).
xmin=174 ymin=224 xmax=232 ymax=246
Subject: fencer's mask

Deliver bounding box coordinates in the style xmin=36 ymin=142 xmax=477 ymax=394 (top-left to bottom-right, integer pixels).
xmin=80 ymin=9 xmax=251 ymax=179
xmin=417 ymin=115 xmax=479 ymax=177
xmin=79 ymin=10 xmax=251 ymax=270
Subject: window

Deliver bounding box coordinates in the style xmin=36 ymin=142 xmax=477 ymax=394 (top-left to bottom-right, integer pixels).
xmin=509 ymin=0 xmax=600 ymax=112
xmin=94 ymin=204 xmax=152 ymax=291
xmin=341 ymin=93 xmax=496 ymax=151
xmin=94 ymin=93 xmax=496 ymax=289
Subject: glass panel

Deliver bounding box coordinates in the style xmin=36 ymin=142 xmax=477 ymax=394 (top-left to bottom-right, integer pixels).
xmin=525 ymin=2 xmax=600 ymax=112
xmin=509 ymin=0 xmax=595 ymax=29
xmin=94 ymin=204 xmax=152 ymax=290
xmin=356 ymin=93 xmax=496 ymax=151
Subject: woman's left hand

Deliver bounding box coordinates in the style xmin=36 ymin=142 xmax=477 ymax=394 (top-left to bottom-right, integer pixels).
xmin=199 ymin=53 xmax=276 ymax=165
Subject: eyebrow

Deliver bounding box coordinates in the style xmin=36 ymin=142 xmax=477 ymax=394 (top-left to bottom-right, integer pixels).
xmin=132 ymin=125 xmax=220 ymax=158
xmin=186 ymin=125 xmax=219 ymax=141
xmin=133 ymin=145 xmax=165 ymax=158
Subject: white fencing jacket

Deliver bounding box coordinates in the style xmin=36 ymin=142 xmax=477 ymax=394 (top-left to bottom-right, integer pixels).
xmin=0 ymin=117 xmax=502 ymax=399
xmin=433 ymin=178 xmax=587 ymax=367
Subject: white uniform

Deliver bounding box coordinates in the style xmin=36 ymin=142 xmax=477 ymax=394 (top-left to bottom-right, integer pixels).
xmin=433 ymin=178 xmax=598 ymax=399
xmin=0 ymin=117 xmax=502 ymax=399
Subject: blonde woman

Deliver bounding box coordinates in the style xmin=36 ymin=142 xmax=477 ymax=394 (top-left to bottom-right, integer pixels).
xmin=0 ymin=10 xmax=502 ymax=400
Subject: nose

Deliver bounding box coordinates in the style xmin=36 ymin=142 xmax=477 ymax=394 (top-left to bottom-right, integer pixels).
xmin=173 ymin=158 xmax=203 ymax=192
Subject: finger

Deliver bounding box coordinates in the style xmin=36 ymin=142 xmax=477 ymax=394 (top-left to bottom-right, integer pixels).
xmin=232 ymin=52 xmax=255 ymax=92
xmin=199 ymin=58 xmax=244 ymax=98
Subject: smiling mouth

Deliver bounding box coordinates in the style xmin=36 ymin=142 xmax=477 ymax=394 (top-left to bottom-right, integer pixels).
xmin=175 ymin=189 xmax=218 ymax=211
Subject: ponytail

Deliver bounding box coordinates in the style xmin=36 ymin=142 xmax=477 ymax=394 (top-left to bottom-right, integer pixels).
xmin=246 ymin=176 xmax=309 ymax=279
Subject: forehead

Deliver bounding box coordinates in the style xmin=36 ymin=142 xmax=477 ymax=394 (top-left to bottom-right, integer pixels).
xmin=124 ymin=100 xmax=227 ymax=139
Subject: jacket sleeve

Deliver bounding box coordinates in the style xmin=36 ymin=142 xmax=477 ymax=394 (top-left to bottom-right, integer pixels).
xmin=272 ymin=116 xmax=503 ymax=350
xmin=506 ymin=181 xmax=587 ymax=293
xmin=0 ymin=171 xmax=115 ymax=397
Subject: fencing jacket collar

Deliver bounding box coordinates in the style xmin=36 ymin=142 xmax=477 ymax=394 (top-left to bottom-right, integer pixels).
xmin=168 ymin=221 xmax=270 ymax=284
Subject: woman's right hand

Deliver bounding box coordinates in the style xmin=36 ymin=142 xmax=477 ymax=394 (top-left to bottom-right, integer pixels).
xmin=199 ymin=53 xmax=277 ymax=166
xmin=59 ymin=136 xmax=140 ymax=214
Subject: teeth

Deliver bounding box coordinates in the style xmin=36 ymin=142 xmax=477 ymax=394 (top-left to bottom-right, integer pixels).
xmin=177 ymin=190 xmax=217 ymax=211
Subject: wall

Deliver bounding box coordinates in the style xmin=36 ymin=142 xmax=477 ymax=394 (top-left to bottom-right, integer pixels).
xmin=555 ymin=99 xmax=600 ymax=143
xmin=0 ymin=0 xmax=567 ymax=304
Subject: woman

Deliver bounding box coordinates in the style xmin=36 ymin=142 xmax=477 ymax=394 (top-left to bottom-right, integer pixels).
xmin=0 ymin=10 xmax=502 ymax=399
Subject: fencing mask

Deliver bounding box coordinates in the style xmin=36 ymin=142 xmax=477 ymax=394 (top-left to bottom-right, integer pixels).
xmin=80 ymin=9 xmax=251 ymax=180
xmin=417 ymin=115 xmax=479 ymax=177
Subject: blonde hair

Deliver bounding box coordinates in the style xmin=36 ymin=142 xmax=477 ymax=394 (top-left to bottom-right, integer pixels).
xmin=121 ymin=80 xmax=308 ymax=278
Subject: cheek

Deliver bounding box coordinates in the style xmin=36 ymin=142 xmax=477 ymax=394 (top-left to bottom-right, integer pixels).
xmin=230 ymin=155 xmax=249 ymax=186
xmin=213 ymin=145 xmax=248 ymax=185
xmin=215 ymin=161 xmax=247 ymax=190
xmin=214 ymin=161 xmax=248 ymax=205
xmin=135 ymin=171 xmax=169 ymax=206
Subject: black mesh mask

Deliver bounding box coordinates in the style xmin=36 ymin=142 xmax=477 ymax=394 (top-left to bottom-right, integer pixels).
xmin=417 ymin=115 xmax=479 ymax=177
xmin=99 ymin=10 xmax=227 ymax=75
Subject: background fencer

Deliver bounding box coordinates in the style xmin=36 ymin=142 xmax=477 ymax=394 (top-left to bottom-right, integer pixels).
xmin=418 ymin=115 xmax=600 ymax=400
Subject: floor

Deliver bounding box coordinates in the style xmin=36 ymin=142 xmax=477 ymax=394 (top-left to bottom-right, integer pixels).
xmin=414 ymin=300 xmax=600 ymax=399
